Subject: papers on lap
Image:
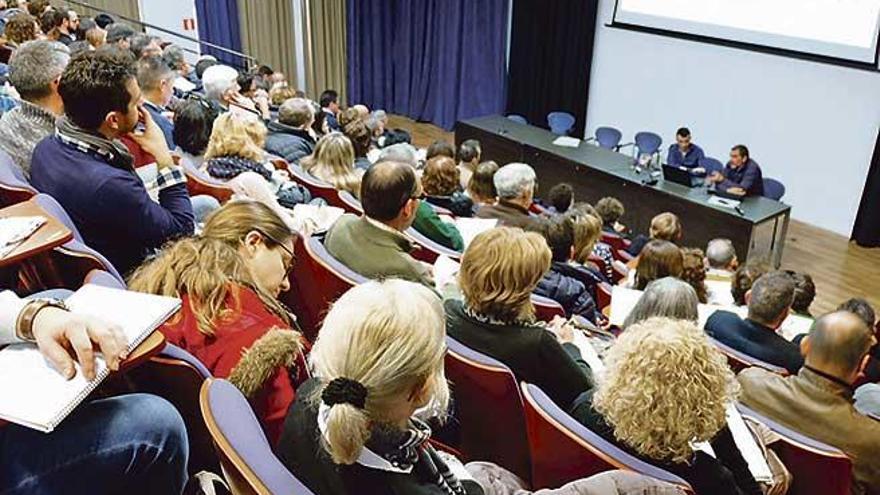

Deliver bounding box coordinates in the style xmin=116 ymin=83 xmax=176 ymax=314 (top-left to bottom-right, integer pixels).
xmin=454 ymin=218 xmax=497 ymax=248
xmin=0 ymin=216 xmax=46 ymax=258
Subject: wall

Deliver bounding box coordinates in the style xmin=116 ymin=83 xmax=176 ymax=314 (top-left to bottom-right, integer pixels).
xmin=586 ymin=0 xmax=880 ymax=236
xmin=138 ymin=0 xmax=200 ymax=64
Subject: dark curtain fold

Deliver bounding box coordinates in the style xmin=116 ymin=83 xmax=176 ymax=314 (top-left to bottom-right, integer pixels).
xmin=347 ymin=0 xmax=508 ymax=130
xmin=506 ymin=0 xmax=599 ymax=136
xmin=852 ymin=128 xmax=880 ymax=246
xmin=195 ymin=0 xmax=245 ymax=68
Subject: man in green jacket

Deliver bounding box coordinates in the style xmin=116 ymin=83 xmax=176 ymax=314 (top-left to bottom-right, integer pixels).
xmin=324 ymin=160 xmax=434 ymax=287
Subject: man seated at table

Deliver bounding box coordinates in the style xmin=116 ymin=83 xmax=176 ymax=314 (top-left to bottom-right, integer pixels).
xmin=707 ymin=144 xmax=764 ymax=197
xmin=738 ymin=311 xmax=880 ymax=493
xmin=666 ymin=127 xmax=704 ymax=170
xmin=705 ymin=271 xmax=803 ymax=374
xmin=30 ymin=49 xmax=194 ymax=276
xmin=475 ymin=162 xmax=548 ymax=233
xmin=323 ymin=160 xmax=433 ymax=287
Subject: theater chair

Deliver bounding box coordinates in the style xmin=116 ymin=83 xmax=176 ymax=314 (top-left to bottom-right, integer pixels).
xmin=336 ymin=190 xmax=363 ymax=215
xmin=596 ymin=283 xmax=612 ymax=311
xmin=286 ymin=164 xmax=345 ymax=209
xmin=405 ymin=227 xmax=462 ymax=264
xmin=737 ymin=403 xmax=852 ymax=495
xmin=0 ymin=150 xmax=37 ymax=207
xmin=178 ymin=155 xmax=234 ymax=203
xmin=600 ymin=232 xmax=630 ymax=253
xmin=521 ymin=383 xmax=693 ymax=492
xmin=281 ymin=235 xmax=366 ymax=342
xmin=201 ymin=379 xmax=316 ymax=495
xmin=707 ymin=337 xmax=789 ymax=375
xmin=83 ymin=269 xmax=126 ymax=289
xmin=532 ymin=294 xmax=566 ymax=322
xmin=445 ymin=336 xmax=532 ymax=485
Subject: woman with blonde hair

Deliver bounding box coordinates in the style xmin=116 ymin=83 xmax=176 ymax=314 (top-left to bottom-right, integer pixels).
xmin=300 ymin=132 xmax=362 ymax=197
xmin=445 ymin=227 xmax=594 ymax=411
xmin=572 ymin=317 xmax=761 ymax=495
xmin=129 ymin=200 xmax=307 ymax=444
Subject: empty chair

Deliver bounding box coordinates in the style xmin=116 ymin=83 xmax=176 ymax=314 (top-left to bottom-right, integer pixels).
xmin=547 ymin=112 xmax=575 ymax=136
xmin=521 ymin=383 xmax=692 ymax=491
xmin=405 ymin=227 xmax=462 ymax=264
xmin=592 ymin=126 xmax=623 ymax=150
xmin=445 ymin=336 xmax=532 ymax=484
xmin=763 ymin=178 xmax=786 ymax=201
xmin=708 ymin=336 xmax=789 ymax=375
xmin=507 ymin=114 xmax=528 ymax=125
xmin=698 ymin=157 xmax=724 ymax=175
xmin=634 ymin=132 xmax=663 ymax=162
xmin=737 ymin=403 xmax=852 ymax=495
xmin=0 ymin=149 xmax=37 ymax=207
xmin=200 ymin=379 xmax=316 ymax=495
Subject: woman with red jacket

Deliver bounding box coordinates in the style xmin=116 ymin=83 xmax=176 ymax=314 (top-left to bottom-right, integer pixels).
xmin=129 ymin=200 xmax=307 ymax=444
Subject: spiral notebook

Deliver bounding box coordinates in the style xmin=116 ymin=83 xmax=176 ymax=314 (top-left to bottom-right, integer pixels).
xmin=0 ymin=285 xmax=180 ymax=433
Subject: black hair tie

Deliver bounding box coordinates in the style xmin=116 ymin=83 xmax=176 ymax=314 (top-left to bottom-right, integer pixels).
xmin=322 ymin=377 xmax=368 ymax=409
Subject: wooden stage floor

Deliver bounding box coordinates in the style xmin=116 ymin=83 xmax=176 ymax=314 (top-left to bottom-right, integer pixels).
xmin=388 ymin=114 xmax=880 ymax=316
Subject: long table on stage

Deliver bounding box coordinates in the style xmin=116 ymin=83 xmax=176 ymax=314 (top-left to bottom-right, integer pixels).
xmin=455 ymin=115 xmax=791 ymax=266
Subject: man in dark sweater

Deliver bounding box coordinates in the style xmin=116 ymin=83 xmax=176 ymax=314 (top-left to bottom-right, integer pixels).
xmin=30 ymin=49 xmax=194 ymax=276
xmin=705 ymin=271 xmax=804 ymax=374
xmin=265 ymin=97 xmax=316 ymax=165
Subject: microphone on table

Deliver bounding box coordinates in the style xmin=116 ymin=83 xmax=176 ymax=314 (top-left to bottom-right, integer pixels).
xmin=735 ymin=205 xmax=746 ymax=216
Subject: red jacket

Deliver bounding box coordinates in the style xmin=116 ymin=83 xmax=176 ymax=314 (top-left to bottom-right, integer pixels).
xmin=161 ymin=285 xmax=307 ymax=444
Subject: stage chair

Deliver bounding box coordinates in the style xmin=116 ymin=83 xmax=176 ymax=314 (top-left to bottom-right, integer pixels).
xmin=588 ymin=126 xmax=623 ymax=150
xmin=763 ymin=178 xmax=786 ymax=201
xmin=547 ymin=111 xmax=575 ymax=136
xmin=507 ymin=114 xmax=528 ymax=125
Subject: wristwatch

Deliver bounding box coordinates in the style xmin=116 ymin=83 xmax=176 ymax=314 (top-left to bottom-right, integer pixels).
xmin=14 ymin=298 xmax=69 ymax=343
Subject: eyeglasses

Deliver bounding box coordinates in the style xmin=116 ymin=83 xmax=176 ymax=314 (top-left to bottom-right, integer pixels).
xmin=255 ymin=229 xmax=295 ymax=276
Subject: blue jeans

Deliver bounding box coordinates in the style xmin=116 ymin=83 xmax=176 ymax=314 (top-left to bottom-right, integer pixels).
xmin=0 ymin=393 xmax=189 ymax=495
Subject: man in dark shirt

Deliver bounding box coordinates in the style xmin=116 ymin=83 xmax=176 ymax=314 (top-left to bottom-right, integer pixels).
xmin=708 ymin=144 xmax=764 ymax=197
xmin=705 ymin=271 xmax=803 ymax=374
xmin=666 ymin=127 xmax=705 ymax=170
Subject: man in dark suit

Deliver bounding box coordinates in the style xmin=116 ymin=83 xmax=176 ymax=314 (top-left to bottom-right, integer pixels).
xmin=705 ymin=271 xmax=803 ymax=374
xmin=319 ymin=88 xmax=340 ymax=131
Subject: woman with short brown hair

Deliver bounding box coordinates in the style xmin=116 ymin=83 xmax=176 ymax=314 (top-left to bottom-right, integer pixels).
xmin=421 ymin=156 xmax=474 ymax=217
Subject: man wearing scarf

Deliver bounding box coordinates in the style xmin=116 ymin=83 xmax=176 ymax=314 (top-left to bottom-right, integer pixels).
xmin=30 ymin=49 xmax=194 ymax=276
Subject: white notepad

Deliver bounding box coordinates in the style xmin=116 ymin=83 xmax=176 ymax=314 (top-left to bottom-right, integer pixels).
xmin=0 ymin=216 xmax=46 ymax=258
xmin=0 ymin=285 xmax=181 ymax=433
xmin=454 ymin=218 xmax=497 ymax=248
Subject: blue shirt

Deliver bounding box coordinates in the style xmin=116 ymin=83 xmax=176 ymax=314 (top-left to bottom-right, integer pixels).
xmin=144 ymin=100 xmax=175 ymax=149
xmin=666 ymin=143 xmax=704 ymax=168
xmin=720 ymin=158 xmax=764 ymax=196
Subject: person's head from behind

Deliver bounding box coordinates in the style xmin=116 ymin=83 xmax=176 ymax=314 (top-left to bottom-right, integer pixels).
xmin=730 ymin=144 xmax=749 ymax=168
xmin=547 ymin=182 xmax=574 ymax=213
xmin=319 ymin=88 xmax=339 ymax=113
xmin=360 ymin=160 xmax=422 ymax=230
xmin=8 ymin=40 xmax=69 ymax=113
xmin=706 ymin=238 xmax=737 ymax=271
xmin=731 ymin=261 xmax=770 ymax=306
xmin=784 ymin=271 xmax=815 ymax=316
xmin=59 ymin=49 xmax=138 ymax=136
xmin=460 ymin=227 xmax=550 ymax=324
xmin=129 ymin=33 xmax=160 ymax=59
xmin=467 ymin=160 xmax=499 ymax=205
xmin=302 ymin=132 xmax=356 ymax=184
xmin=422 ymin=156 xmax=460 ymax=197
xmin=675 ymin=127 xmax=691 ymax=152
xmin=802 ymin=311 xmax=876 ymax=384
xmin=5 ymin=13 xmax=39 ymax=45
xmin=39 ymin=9 xmax=67 ymax=40
xmin=173 ymin=98 xmax=219 ymax=157
xmin=635 ymin=240 xmax=683 ymax=291
xmin=337 ymin=107 xmax=360 ymax=130
xmin=680 ymin=248 xmax=708 ymax=304
xmin=201 ymin=64 xmax=240 ymax=105
xmin=74 ymin=16 xmax=95 ymax=39
xmin=162 ymin=44 xmax=189 ymax=77
xmin=569 ymin=210 xmax=602 ymax=264
xmin=94 ymin=13 xmax=114 ymax=29
xmin=381 ymin=128 xmax=412 ymax=148
xmin=595 ymin=317 xmax=737 ymax=463
xmin=746 ymin=271 xmax=794 ymax=329
xmin=623 ymin=278 xmax=698 ymax=329
xmin=838 ymin=298 xmax=876 ymax=329
xmin=310 ymin=279 xmax=449 ymax=465
xmin=542 ymin=215 xmax=575 ymax=263
xmin=268 ymin=85 xmax=296 ymax=107
xmin=377 ymin=142 xmax=417 ymax=167
xmin=278 ymin=97 xmax=314 ymax=130
xmin=649 ymin=212 xmax=682 ymax=242
xmin=237 ymin=72 xmax=257 ymax=98
xmin=457 ymin=139 xmax=481 ymax=167
xmin=194 ymin=57 xmax=217 ymax=80
xmin=104 ymin=23 xmax=136 ymax=50
xmin=205 ymin=111 xmax=267 ymax=162
xmin=26 ymin=0 xmax=48 ymax=16
xmin=494 ymin=162 xmax=537 ymax=209
xmin=369 ymin=109 xmax=387 ymax=136
xmin=85 ymin=25 xmax=106 ymax=48
xmin=136 ymin=54 xmax=175 ymax=107
xmin=342 ymin=119 xmax=371 ymax=159
xmin=426 ymin=140 xmax=455 ymax=161
xmin=595 ymin=196 xmax=625 ymax=228
xmin=311 ymin=103 xmax=328 ymax=137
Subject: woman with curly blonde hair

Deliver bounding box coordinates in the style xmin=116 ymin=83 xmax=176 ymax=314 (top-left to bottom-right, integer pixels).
xmin=572 ymin=317 xmax=761 ymax=495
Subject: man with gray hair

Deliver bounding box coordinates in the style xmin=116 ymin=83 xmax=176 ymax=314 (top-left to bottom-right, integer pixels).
xmin=475 ymin=162 xmax=548 ymax=233
xmin=136 ymin=55 xmax=176 ymax=147
xmin=265 ymin=97 xmax=315 ymax=164
xmin=161 ymin=44 xmax=195 ymax=94
xmin=705 ymin=238 xmax=738 ymax=305
xmin=0 ymin=40 xmax=69 ymax=177
xmin=201 ymin=64 xmax=266 ymax=119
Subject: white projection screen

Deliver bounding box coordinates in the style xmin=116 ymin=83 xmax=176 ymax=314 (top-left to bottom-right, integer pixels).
xmin=613 ymin=0 xmax=880 ymax=65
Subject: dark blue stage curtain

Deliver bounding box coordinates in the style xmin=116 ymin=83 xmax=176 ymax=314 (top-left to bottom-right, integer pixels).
xmin=195 ymin=0 xmax=245 ymax=68
xmin=347 ymin=0 xmax=509 ymax=131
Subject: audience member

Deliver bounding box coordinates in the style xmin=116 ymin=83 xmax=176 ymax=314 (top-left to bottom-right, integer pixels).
xmin=632 ymin=240 xmax=683 ymax=290
xmin=731 ymin=260 xmax=770 ymax=306
xmin=301 ymin=132 xmax=361 ymax=197
xmin=785 ymin=271 xmax=816 ymax=318
xmin=572 ymin=317 xmax=761 ymax=495
xmin=666 ymin=127 xmax=705 ymax=169
xmin=25 ymin=0 xmax=48 ymax=17
xmin=39 ymin=10 xmax=68 ymax=44
xmin=546 ymin=182 xmax=574 ymax=214
xmin=836 ymin=297 xmax=880 ymax=394
xmin=63 ymin=9 xmax=78 ymax=42
xmin=66 ymin=39 xmax=91 ymax=56
xmin=568 ymin=208 xmax=612 ymax=289
xmin=194 ymin=56 xmax=217 ymax=80
xmin=466 ymin=160 xmax=499 ymax=211
xmin=622 ymin=277 xmax=699 ymax=329
xmin=0 ymin=40 xmax=69 ymax=178
xmin=425 ymin=139 xmax=455 ymax=161
xmin=569 ymin=203 xmax=615 ymax=281
xmin=202 ymin=64 xmax=265 ymax=118
xmin=104 ymin=23 xmax=136 ymax=51
xmin=129 ymin=201 xmax=306 ymax=443
xmin=172 ymin=97 xmax=219 ymax=168
xmin=30 ymin=49 xmax=194 ymax=275
xmin=475 ymin=162 xmax=548 ymax=233
xmin=161 ymin=44 xmax=194 ymax=93
xmin=323 ymin=160 xmax=433 ymax=285
xmin=94 ymin=12 xmax=114 ymax=29
xmin=84 ymin=22 xmax=105 ymax=48
xmin=627 ymin=211 xmax=682 ymax=256
xmin=446 ymin=226 xmax=594 ymax=410
xmin=706 ymin=238 xmax=738 ymax=279
xmin=456 ymin=139 xmax=481 ymax=190
xmin=680 ymin=247 xmax=709 ymax=303
xmin=4 ymin=12 xmax=38 ymax=48
xmin=708 ymin=144 xmax=764 ymax=197
xmin=535 ymin=216 xmax=601 ymax=323
xmin=595 ymin=196 xmax=628 ymax=236
xmin=421 ymin=155 xmax=474 ymax=217
xmin=342 ymin=118 xmax=372 ymax=171
xmin=136 ymin=55 xmax=175 ymax=148
xmin=705 ymin=271 xmax=803 ymax=374
xmin=310 ymin=101 xmax=329 ymax=138
xmin=265 ymin=97 xmax=316 ymax=164
xmin=73 ymin=15 xmax=94 ymax=40
xmin=368 ymin=108 xmax=388 ymax=142
xmin=319 ymin=88 xmax=340 ymax=131
xmin=336 ymin=106 xmax=360 ymax=130
xmin=738 ymin=311 xmax=880 ymax=492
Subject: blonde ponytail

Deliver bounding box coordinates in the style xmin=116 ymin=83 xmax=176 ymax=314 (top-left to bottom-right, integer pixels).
xmin=323 ymin=403 xmax=371 ymax=464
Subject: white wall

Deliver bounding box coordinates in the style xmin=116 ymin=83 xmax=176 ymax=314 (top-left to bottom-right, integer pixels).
xmin=138 ymin=0 xmax=200 ymax=64
xmin=586 ymin=0 xmax=880 ymax=236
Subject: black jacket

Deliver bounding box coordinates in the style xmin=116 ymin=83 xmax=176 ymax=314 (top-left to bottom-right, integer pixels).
xmin=265 ymin=121 xmax=316 ymax=165
xmin=704 ymin=311 xmax=804 ymax=374
xmin=534 ymin=262 xmax=599 ymax=323
xmin=426 ymin=192 xmax=474 ymax=218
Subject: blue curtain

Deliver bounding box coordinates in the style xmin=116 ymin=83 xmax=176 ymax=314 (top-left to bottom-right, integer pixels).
xmin=347 ymin=0 xmax=509 ymax=131
xmin=195 ymin=0 xmax=245 ymax=68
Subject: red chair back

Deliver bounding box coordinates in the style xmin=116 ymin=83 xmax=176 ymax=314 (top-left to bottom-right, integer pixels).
xmin=405 ymin=227 xmax=462 ymax=264
xmin=445 ymin=337 xmax=532 ymax=484
xmin=336 ymin=190 xmax=364 ymax=215
xmin=596 ymin=283 xmax=612 ymax=310
xmin=532 ymin=294 xmax=565 ymax=322
xmin=601 ymin=232 xmax=629 ymax=252
xmin=287 ymin=165 xmax=346 ymax=209
xmin=707 ymin=337 xmax=789 ymax=375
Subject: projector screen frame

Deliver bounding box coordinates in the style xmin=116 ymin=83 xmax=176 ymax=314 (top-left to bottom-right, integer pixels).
xmin=607 ymin=1 xmax=880 ymax=73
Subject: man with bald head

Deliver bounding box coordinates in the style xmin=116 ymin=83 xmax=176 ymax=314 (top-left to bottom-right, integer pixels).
xmin=738 ymin=311 xmax=880 ymax=493
xmin=323 ymin=160 xmax=433 ymax=286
